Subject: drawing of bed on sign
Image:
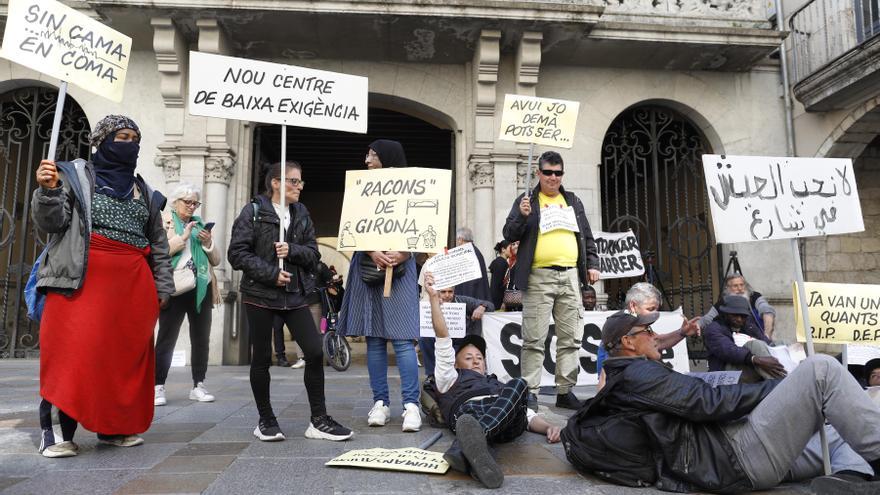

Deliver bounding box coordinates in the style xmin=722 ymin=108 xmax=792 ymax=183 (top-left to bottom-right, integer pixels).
xmin=407 ymin=199 xmax=439 ymax=215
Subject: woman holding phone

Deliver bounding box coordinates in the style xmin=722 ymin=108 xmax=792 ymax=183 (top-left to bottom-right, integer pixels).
xmin=154 ymin=183 xmax=222 ymax=406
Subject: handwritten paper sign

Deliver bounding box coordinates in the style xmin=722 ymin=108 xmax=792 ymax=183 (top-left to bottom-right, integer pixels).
xmin=539 ymin=206 xmax=579 ymax=234
xmin=702 ymin=155 xmax=863 ymax=244
xmin=847 ymin=344 xmax=880 ymax=365
xmin=793 ymin=282 xmax=880 ymax=345
xmin=327 ymin=448 xmax=449 ymax=474
xmin=0 ymin=0 xmax=131 ymax=101
xmin=419 ymin=243 xmax=482 ymax=290
xmin=188 ymin=51 xmax=368 ymax=132
xmin=498 ymin=94 xmax=580 ymax=149
xmin=419 ymin=301 xmax=466 ymax=338
xmin=337 ymin=167 xmax=451 ymax=253
xmin=688 ymin=371 xmax=742 ymax=387
xmin=595 ymin=230 xmax=644 ymax=279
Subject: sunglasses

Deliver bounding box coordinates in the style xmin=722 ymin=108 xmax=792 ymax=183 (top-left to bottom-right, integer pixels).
xmin=625 ymin=326 xmax=656 ymax=338
xmin=539 ymin=169 xmax=564 ymax=177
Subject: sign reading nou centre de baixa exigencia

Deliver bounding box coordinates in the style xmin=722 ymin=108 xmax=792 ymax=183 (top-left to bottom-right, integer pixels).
xmin=188 ymin=51 xmax=368 ymax=133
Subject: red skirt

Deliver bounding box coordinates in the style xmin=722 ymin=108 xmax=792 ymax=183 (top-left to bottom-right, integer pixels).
xmin=40 ymin=234 xmax=159 ymax=434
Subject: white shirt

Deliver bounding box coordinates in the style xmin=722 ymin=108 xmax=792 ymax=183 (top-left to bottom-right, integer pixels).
xmin=272 ymin=202 xmax=291 ymax=231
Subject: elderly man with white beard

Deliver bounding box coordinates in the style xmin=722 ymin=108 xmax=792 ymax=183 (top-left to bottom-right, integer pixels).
xmin=700 ymin=274 xmax=777 ymax=340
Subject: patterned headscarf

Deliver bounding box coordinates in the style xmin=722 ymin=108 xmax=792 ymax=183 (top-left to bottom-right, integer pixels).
xmin=89 ymin=115 xmax=141 ymax=149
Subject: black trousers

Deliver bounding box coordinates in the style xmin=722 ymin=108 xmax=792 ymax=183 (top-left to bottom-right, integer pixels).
xmin=39 ymin=399 xmax=77 ymax=441
xmin=246 ymin=304 xmax=326 ymax=420
xmin=155 ymin=286 xmax=213 ymax=386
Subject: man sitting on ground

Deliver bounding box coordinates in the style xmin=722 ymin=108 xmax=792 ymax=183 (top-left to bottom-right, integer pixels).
xmin=423 ymin=272 xmax=561 ymax=489
xmin=703 ymin=295 xmax=785 ymax=382
xmin=563 ymin=310 xmax=880 ymax=494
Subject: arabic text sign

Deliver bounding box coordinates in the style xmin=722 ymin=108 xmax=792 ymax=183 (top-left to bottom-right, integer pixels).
xmin=595 ymin=230 xmax=644 ymax=279
xmin=337 ymin=167 xmax=451 ymax=253
xmin=0 ymin=0 xmax=131 ymax=102
xmin=793 ymin=282 xmax=880 ymax=345
xmin=702 ymin=155 xmax=863 ymax=244
xmin=498 ymin=94 xmax=580 ymax=149
xmin=482 ymin=310 xmax=689 ymax=386
xmin=188 ymin=51 xmax=368 ymax=132
xmin=420 ymin=243 xmax=482 ymax=289
xmin=539 ymin=206 xmax=579 ymax=234
xmin=327 ymin=448 xmax=449 ymax=474
xmin=419 ymin=302 xmax=466 ymax=338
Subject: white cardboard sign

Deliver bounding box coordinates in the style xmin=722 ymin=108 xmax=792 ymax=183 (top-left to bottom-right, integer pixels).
xmin=498 ymin=94 xmax=580 ymax=148
xmin=188 ymin=51 xmax=368 ymax=132
xmin=702 ymin=154 xmax=864 ymax=244
xmin=594 ymin=230 xmax=644 ymax=279
xmin=0 ymin=0 xmax=131 ymax=101
xmin=419 ymin=302 xmax=466 ymax=338
xmin=418 ymin=243 xmax=482 ymax=290
xmin=539 ymin=206 xmax=579 ymax=234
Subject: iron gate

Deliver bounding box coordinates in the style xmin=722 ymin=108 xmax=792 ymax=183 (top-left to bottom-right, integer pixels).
xmin=0 ymin=86 xmax=91 ymax=358
xmin=600 ymin=105 xmax=720 ymax=320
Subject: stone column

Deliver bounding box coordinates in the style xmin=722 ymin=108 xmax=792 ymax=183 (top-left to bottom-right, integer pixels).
xmin=468 ymin=158 xmax=494 ymax=254
xmin=468 ymin=30 xmax=500 ymax=253
xmin=151 ymin=17 xmax=187 ymax=188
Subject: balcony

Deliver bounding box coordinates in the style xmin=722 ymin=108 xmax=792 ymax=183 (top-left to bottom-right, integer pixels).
xmin=791 ymin=0 xmax=880 ymax=110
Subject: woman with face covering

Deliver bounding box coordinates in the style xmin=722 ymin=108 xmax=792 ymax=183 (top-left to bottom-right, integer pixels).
xmin=337 ymin=139 xmax=423 ymax=432
xmin=153 ymin=183 xmax=222 ymax=407
xmin=31 ymin=115 xmax=174 ymax=458
xmin=227 ymin=161 xmax=352 ymax=443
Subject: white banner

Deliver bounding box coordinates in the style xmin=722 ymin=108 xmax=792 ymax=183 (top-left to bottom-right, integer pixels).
xmin=418 ymin=243 xmax=482 ymax=289
xmin=419 ymin=302 xmax=466 ymax=338
xmin=702 ymin=154 xmax=864 ymax=244
xmin=0 ymin=0 xmax=131 ymax=102
xmin=188 ymin=51 xmax=368 ymax=133
xmin=539 ymin=206 xmax=579 ymax=234
xmin=482 ymin=310 xmax=690 ymax=386
xmin=595 ymin=230 xmax=645 ymax=279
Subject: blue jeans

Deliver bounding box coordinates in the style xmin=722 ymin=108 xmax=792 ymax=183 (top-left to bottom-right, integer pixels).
xmin=366 ymin=337 xmax=420 ymax=406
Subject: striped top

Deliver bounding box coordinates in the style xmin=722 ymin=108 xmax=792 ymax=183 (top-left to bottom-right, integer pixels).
xmin=337 ymin=252 xmax=419 ymax=340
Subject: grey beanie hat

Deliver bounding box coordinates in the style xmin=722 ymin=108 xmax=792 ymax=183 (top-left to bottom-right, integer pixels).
xmin=89 ymin=114 xmax=141 ymax=148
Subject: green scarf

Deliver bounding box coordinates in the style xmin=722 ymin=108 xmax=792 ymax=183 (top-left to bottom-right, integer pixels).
xmin=171 ymin=211 xmax=210 ymax=313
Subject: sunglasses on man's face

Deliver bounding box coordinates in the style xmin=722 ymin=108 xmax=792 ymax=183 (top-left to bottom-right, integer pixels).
xmin=625 ymin=326 xmax=656 ymax=338
xmin=540 ymin=169 xmax=564 ymax=177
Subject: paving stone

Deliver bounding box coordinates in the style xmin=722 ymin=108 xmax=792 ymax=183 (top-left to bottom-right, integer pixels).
xmin=190 ymin=426 xmax=256 ymax=443
xmin=116 ymin=472 xmax=218 ymax=494
xmin=204 ymin=458 xmax=334 ymax=495
xmin=494 ymin=443 xmax=577 ymax=476
xmin=149 ymin=454 xmax=236 ymax=473
xmin=172 ymin=442 xmax=249 ymax=457
xmin=0 ymin=454 xmax=47 ymax=477
xmin=1 ymin=469 xmax=142 ymax=495
xmin=0 ymin=477 xmax=27 ymax=491
xmin=41 ymin=442 xmax=184 ymax=472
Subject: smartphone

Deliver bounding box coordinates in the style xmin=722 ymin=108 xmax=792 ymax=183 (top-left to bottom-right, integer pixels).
xmin=204 ymin=222 xmax=215 ymax=231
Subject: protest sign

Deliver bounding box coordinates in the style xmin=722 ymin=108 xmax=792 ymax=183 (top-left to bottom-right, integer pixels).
xmin=418 ymin=243 xmax=482 ymax=289
xmin=539 ymin=206 xmax=579 ymax=234
xmin=419 ymin=301 xmax=466 ymax=338
xmin=498 ymin=94 xmax=580 ymax=149
xmin=336 ymin=167 xmax=451 ymax=253
xmin=847 ymin=344 xmax=880 ymax=365
xmin=594 ymin=230 xmax=644 ymax=279
xmin=701 ymin=155 xmax=863 ymax=244
xmin=688 ymin=371 xmax=741 ymax=387
xmin=0 ymin=0 xmax=131 ymax=102
xmin=327 ymin=448 xmax=449 ymax=474
xmin=188 ymin=51 xmax=368 ymax=133
xmin=793 ymin=281 xmax=880 ymax=345
xmin=482 ymin=310 xmax=689 ymax=386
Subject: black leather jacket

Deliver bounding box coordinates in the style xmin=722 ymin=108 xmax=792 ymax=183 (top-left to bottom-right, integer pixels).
xmin=562 ymin=356 xmax=778 ymax=493
xmin=227 ymin=195 xmax=319 ymax=309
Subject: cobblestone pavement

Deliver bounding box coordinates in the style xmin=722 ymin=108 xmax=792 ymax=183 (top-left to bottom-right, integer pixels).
xmin=0 ymin=360 xmax=811 ymax=495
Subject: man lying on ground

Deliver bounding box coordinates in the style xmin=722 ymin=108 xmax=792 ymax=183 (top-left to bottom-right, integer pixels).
xmin=563 ymin=310 xmax=880 ymax=494
xmin=422 ymin=272 xmax=561 ymax=489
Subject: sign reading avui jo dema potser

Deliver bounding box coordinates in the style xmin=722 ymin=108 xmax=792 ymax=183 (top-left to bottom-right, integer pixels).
xmin=337 ymin=167 xmax=451 ymax=254
xmin=0 ymin=0 xmax=132 ymax=101
xmin=498 ymin=94 xmax=580 ymax=149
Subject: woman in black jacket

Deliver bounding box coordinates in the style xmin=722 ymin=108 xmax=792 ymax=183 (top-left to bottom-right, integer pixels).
xmin=228 ymin=161 xmax=352 ymax=442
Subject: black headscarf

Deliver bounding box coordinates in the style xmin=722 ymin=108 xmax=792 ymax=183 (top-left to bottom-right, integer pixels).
xmin=369 ymin=139 xmax=407 ymax=167
xmin=90 ymin=115 xmax=141 ymax=200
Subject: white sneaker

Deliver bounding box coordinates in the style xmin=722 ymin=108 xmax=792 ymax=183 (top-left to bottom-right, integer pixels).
xmin=41 ymin=441 xmax=79 ymax=458
xmin=367 ymin=400 xmax=390 ymax=426
xmin=402 ymin=403 xmax=422 ymax=432
xmin=154 ymin=385 xmax=166 ymax=406
xmin=98 ymin=434 xmax=144 ymax=447
xmin=290 ymin=358 xmax=306 ymax=369
xmin=189 ymin=382 xmax=215 ymax=402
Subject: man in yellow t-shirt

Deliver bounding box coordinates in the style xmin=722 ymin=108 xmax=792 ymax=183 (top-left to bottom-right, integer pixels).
xmin=502 ymin=151 xmax=600 ymax=411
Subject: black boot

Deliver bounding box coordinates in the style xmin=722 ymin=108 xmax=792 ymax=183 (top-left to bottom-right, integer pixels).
xmin=455 ymin=414 xmax=503 ymax=489
xmin=276 ymin=354 xmax=291 ymax=367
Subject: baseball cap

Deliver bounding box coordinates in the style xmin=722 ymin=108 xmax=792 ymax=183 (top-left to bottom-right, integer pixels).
xmin=601 ymin=310 xmax=660 ymax=351
xmin=455 ymin=334 xmax=486 ymax=358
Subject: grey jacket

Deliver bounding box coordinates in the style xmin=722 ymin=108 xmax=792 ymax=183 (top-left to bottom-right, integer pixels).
xmin=30 ymin=159 xmax=174 ymax=298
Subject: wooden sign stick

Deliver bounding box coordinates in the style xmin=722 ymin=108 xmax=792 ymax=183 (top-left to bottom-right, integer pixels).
xmin=383 ymin=265 xmax=393 ymax=298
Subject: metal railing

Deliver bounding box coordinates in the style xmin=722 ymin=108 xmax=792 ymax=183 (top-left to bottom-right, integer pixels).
xmin=790 ymin=0 xmax=880 ymax=82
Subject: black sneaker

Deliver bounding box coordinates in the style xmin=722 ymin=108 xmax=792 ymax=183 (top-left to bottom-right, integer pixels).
xmin=443 ymin=439 xmax=469 ymax=474
xmin=812 ymin=473 xmax=880 ymax=495
xmin=305 ymin=415 xmax=353 ymax=441
xmin=253 ymin=417 xmax=285 ymax=442
xmin=456 ymin=414 xmax=503 ymax=488
xmin=527 ymin=393 xmax=539 ymax=412
xmin=276 ymin=355 xmax=291 ymax=367
xmin=555 ymin=391 xmax=583 ymax=410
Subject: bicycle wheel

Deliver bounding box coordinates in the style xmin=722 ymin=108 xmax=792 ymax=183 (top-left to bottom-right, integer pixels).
xmin=323 ymin=331 xmax=351 ymax=372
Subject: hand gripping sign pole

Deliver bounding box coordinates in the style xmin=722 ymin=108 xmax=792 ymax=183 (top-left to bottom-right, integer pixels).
xmin=45 ymin=82 xmax=68 ymax=162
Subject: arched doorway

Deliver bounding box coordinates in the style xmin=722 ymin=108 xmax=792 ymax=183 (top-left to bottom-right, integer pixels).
xmin=600 ymin=105 xmax=720 ymax=320
xmin=0 ymin=85 xmax=91 ymax=358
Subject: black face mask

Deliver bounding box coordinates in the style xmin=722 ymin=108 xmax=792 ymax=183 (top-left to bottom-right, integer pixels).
xmin=93 ymin=138 xmax=140 ymax=200
xmin=101 ymin=140 xmax=140 ymax=166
